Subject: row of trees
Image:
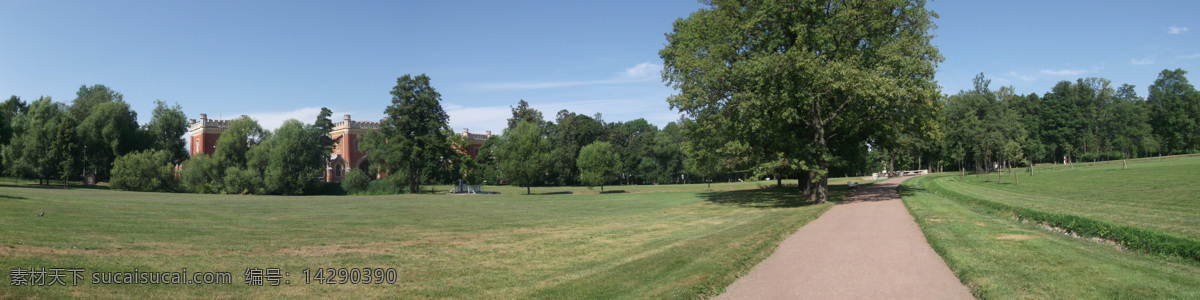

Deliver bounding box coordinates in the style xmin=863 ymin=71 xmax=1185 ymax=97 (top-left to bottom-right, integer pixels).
xmin=1 ymin=85 xmax=188 ymax=186
xmin=912 ymin=69 xmax=1200 ymax=179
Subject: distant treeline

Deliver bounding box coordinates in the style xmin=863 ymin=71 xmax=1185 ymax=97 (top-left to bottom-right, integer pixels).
xmin=906 ymin=68 xmax=1199 ymax=174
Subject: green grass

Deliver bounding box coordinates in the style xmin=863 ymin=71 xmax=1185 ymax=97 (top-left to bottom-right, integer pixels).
xmin=0 ymin=181 xmax=847 ymax=298
xmin=937 ymin=156 xmax=1200 ymax=242
xmin=901 ymin=175 xmax=1200 ymax=298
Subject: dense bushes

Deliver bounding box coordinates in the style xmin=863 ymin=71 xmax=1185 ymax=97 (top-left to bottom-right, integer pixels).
xmin=341 ymin=169 xmax=370 ymax=194
xmin=109 ymin=149 xmax=177 ymax=192
xmin=180 ymin=154 xmax=222 ymax=193
xmin=925 ymin=177 xmax=1200 ymax=263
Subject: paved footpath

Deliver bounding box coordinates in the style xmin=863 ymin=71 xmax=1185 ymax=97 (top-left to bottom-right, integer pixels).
xmin=716 ymin=176 xmax=973 ymax=299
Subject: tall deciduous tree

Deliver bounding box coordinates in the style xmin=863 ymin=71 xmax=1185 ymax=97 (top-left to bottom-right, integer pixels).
xmin=74 ymin=87 xmax=140 ymax=182
xmin=212 ymin=116 xmax=266 ymax=170
xmin=577 ymin=141 xmax=619 ymax=191
xmin=2 ymin=97 xmax=67 ymax=184
xmin=662 ymin=0 xmax=942 ymax=203
xmin=498 ymin=120 xmax=551 ymax=194
xmin=1147 ymin=69 xmax=1200 ymax=154
xmin=142 ymin=100 xmax=189 ymax=163
xmin=361 ymin=74 xmax=452 ymax=194
xmin=262 ymin=119 xmax=327 ymax=195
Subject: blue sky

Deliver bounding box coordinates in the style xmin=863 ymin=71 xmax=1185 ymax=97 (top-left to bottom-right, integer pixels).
xmin=1 ymin=1 xmax=1197 ymax=134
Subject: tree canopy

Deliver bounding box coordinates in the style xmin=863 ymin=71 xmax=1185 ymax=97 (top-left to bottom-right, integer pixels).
xmin=498 ymin=120 xmax=551 ymax=194
xmin=360 ymin=74 xmax=452 ymax=194
xmin=577 ymin=141 xmax=620 ymax=192
xmin=661 ymin=0 xmax=943 ymax=202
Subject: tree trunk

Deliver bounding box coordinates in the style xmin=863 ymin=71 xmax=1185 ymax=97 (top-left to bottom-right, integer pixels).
xmin=813 ymin=125 xmax=829 ymax=203
xmin=776 ymin=176 xmax=782 ymax=188
xmin=527 ymin=185 xmax=531 ymax=195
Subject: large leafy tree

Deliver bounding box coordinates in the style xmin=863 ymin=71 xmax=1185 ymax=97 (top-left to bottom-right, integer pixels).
xmin=661 ymin=0 xmax=942 ymax=203
xmin=262 ymin=119 xmax=328 ymax=195
xmin=68 ymin=84 xmax=123 ymax=122
xmin=507 ymin=99 xmax=545 ymax=131
xmin=498 ymin=120 xmax=551 ymax=194
xmin=142 ymin=100 xmax=190 ymax=163
xmin=0 ymin=95 xmax=25 ymax=147
xmin=73 ymin=87 xmax=141 ymax=182
xmin=2 ymin=97 xmax=67 ymax=184
xmin=577 ymin=141 xmax=620 ymax=191
xmin=361 ymin=74 xmax=452 ymax=194
xmin=212 ymin=116 xmax=266 ymax=170
xmin=1147 ymin=69 xmax=1200 ymax=154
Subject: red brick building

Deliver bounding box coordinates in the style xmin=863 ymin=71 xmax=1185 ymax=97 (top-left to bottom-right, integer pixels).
xmin=188 ymin=114 xmax=491 ymax=183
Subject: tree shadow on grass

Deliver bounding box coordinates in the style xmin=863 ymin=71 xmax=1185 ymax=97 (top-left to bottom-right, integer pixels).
xmin=699 ymin=187 xmax=823 ymax=208
xmin=0 ymin=183 xmax=111 ymax=191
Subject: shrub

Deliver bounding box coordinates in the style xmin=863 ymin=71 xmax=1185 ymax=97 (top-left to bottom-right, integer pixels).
xmin=224 ymin=167 xmax=263 ymax=195
xmin=341 ymin=169 xmax=370 ymax=194
xmin=110 ymin=149 xmax=177 ymax=192
xmin=366 ymin=176 xmax=403 ymax=195
xmin=181 ymin=154 xmax=223 ymax=193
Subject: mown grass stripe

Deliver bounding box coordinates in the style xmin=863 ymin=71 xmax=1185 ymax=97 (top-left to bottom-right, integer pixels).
xmin=924 ymin=176 xmax=1200 ymax=263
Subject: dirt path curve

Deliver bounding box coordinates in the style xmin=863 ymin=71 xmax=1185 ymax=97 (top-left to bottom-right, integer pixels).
xmin=716 ymin=176 xmax=973 ymax=299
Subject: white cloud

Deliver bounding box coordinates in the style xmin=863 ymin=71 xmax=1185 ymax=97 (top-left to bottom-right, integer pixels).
xmin=620 ymin=62 xmax=662 ymax=80
xmin=1168 ymin=26 xmax=1189 ymax=34
xmin=1180 ymin=53 xmax=1200 ymax=59
xmin=472 ymin=62 xmax=662 ymax=91
xmin=1130 ymin=57 xmax=1155 ymax=65
xmin=1005 ymin=71 xmax=1037 ymax=82
xmin=1040 ymin=69 xmax=1087 ymax=76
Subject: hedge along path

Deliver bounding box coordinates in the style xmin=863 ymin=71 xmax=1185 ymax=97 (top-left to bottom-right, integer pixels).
xmin=716 ymin=176 xmax=972 ymax=300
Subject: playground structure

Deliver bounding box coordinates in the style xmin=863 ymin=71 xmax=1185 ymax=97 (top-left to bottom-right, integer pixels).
xmin=449 ymin=180 xmax=494 ymax=194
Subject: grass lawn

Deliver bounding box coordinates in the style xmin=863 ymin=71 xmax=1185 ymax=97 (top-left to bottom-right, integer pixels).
xmin=934 ymin=155 xmax=1200 ymax=240
xmin=901 ymin=174 xmax=1200 ymax=298
xmin=0 ymin=181 xmax=846 ymax=298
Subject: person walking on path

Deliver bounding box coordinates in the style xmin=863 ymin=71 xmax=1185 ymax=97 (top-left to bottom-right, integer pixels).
xmin=717 ymin=176 xmax=973 ymax=299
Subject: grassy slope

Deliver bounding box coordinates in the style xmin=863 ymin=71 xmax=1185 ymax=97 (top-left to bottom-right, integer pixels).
xmin=901 ymin=175 xmax=1200 ymax=298
xmin=935 ymin=156 xmax=1200 ymax=240
xmin=0 ymin=183 xmax=840 ymax=299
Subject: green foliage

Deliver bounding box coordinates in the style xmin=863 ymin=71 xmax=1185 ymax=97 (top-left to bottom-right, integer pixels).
xmin=340 ymin=169 xmax=370 ymax=194
xmin=261 ymin=119 xmax=326 ymax=195
xmin=315 ymin=107 xmax=337 ymax=149
xmin=76 ymin=100 xmax=141 ymax=182
xmin=498 ymin=121 xmax=552 ymax=194
xmin=2 ymin=97 xmax=68 ymax=183
xmin=577 ymin=141 xmax=619 ymax=191
xmin=212 ymin=116 xmax=265 ymax=170
xmin=68 ymin=84 xmax=123 ymax=123
xmin=366 ymin=176 xmax=404 ymax=195
xmin=360 ymin=74 xmax=452 ymax=194
xmin=142 ymin=100 xmax=190 ymax=163
xmin=50 ymin=117 xmax=80 ymax=184
xmin=0 ymin=95 xmax=24 ymax=147
xmin=180 ymin=154 xmax=222 ymax=193
xmin=223 ymin=166 xmax=263 ymax=195
xmin=110 ymin=149 xmax=177 ymax=192
xmin=507 ymin=99 xmax=545 ymax=131
xmin=1147 ymin=69 xmax=1200 ymax=154
xmin=661 ymin=0 xmax=943 ymax=202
